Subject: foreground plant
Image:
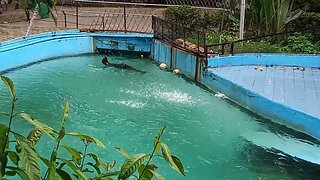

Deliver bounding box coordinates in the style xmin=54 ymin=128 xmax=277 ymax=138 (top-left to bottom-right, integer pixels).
xmin=0 ymin=76 xmax=185 ymax=179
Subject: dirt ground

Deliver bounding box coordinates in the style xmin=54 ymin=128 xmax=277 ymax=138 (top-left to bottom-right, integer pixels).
xmin=0 ymin=5 xmax=164 ymax=42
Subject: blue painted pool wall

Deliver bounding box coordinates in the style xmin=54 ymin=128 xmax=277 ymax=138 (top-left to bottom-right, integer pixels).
xmin=0 ymin=31 xmax=153 ymax=73
xmin=208 ymin=54 xmax=320 ymax=68
xmin=152 ymin=39 xmax=197 ymax=79
xmin=0 ymin=30 xmax=94 ymax=72
xmin=95 ymin=34 xmax=153 ymax=52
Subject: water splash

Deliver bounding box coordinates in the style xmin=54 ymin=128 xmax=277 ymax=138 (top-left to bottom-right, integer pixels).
xmin=25 ymin=5 xmax=39 ymax=37
xmin=108 ymin=100 xmax=147 ymax=109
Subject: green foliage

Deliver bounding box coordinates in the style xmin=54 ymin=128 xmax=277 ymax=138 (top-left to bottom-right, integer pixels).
xmin=27 ymin=128 xmax=42 ymax=147
xmin=19 ymin=113 xmax=55 ymax=138
xmin=286 ymin=12 xmax=320 ymax=42
xmin=0 ymin=76 xmax=185 ymax=180
xmin=1 ymin=76 xmax=15 ymax=99
xmin=233 ymin=34 xmax=318 ymax=54
xmin=0 ymin=124 xmax=8 ymax=152
xmin=164 ymin=5 xmax=201 ymax=28
xmin=236 ymin=40 xmax=283 ymax=53
xmin=248 ymin=0 xmax=303 ymax=34
xmin=15 ymin=0 xmax=58 ymax=25
xmin=164 ymin=5 xmax=235 ymax=31
xmin=207 ymin=32 xmax=238 ymax=44
xmin=14 ymin=133 xmax=41 ymax=180
xmin=119 ymin=153 xmax=149 ymax=179
xmin=283 ymin=33 xmax=316 ymax=54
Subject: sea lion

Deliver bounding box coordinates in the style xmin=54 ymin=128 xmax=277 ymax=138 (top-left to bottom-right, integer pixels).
xmin=102 ymin=56 xmax=146 ymax=74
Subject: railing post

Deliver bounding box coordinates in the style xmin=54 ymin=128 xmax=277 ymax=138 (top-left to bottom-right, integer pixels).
xmin=183 ymin=28 xmax=186 ymax=49
xmin=76 ymin=3 xmax=79 ymax=29
xmin=230 ymin=42 xmax=235 ymax=55
xmin=221 ymin=44 xmax=225 ymax=55
xmin=152 ymin=16 xmax=157 ymax=37
xmin=205 ymin=46 xmax=208 ymax=65
xmin=171 ymin=22 xmax=174 ymax=44
xmin=123 ymin=5 xmax=127 ymax=33
xmin=102 ymin=16 xmax=105 ymax=30
xmin=161 ymin=19 xmax=164 ymax=38
xmin=62 ymin=11 xmax=67 ymax=28
xmin=197 ymin=31 xmax=200 ymax=55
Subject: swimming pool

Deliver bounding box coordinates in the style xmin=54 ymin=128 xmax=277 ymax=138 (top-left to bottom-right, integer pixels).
xmin=0 ymin=55 xmax=319 ymax=179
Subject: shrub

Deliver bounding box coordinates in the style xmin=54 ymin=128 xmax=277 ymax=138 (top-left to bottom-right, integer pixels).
xmin=164 ymin=5 xmax=201 ymax=28
xmin=206 ymin=31 xmax=238 ymax=44
xmin=236 ymin=40 xmax=283 ymax=53
xmin=286 ymin=12 xmax=320 ymax=42
xmin=164 ymin=5 xmax=234 ymax=32
xmin=282 ymin=33 xmax=317 ymax=54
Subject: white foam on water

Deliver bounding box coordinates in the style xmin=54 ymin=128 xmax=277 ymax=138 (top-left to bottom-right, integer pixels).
xmin=109 ymin=99 xmax=147 ymax=108
xmin=152 ymin=89 xmax=194 ymax=104
xmin=215 ymin=92 xmax=227 ymax=99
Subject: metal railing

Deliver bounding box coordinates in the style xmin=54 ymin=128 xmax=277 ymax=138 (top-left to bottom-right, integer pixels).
xmin=152 ymin=16 xmax=207 ymax=56
xmin=204 ymin=31 xmax=298 ymax=61
xmin=31 ymin=0 xmax=225 ymax=33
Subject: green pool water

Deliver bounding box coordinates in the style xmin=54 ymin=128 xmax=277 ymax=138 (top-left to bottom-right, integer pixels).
xmin=0 ymin=55 xmax=319 ymax=179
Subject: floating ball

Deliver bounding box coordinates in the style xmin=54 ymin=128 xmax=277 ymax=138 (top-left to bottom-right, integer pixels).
xmin=159 ymin=63 xmax=167 ymax=70
xmin=173 ymin=69 xmax=180 ymax=75
xmin=140 ymin=54 xmax=144 ymax=58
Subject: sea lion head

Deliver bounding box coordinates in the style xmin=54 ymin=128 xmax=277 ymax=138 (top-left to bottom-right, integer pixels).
xmin=102 ymin=57 xmax=109 ymax=65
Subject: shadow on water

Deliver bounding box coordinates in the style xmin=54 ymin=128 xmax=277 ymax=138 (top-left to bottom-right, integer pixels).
xmin=241 ymin=142 xmax=320 ymax=180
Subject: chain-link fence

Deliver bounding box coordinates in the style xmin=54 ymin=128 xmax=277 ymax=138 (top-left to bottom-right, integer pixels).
xmin=55 ymin=1 xmax=165 ymax=33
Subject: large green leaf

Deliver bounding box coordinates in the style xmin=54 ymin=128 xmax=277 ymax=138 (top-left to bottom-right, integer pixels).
xmin=148 ymin=169 xmax=165 ymax=180
xmin=61 ymin=145 xmax=81 ymax=165
xmin=0 ymin=152 xmax=8 ymax=178
xmin=61 ymin=100 xmax=69 ymax=126
xmin=66 ymin=132 xmax=105 ymax=149
xmin=115 ymin=147 xmax=130 ymax=158
xmin=263 ymin=0 xmax=275 ymax=32
xmin=0 ymin=112 xmax=9 ymax=117
xmin=1 ymin=76 xmax=15 ymax=99
xmin=171 ymin=155 xmax=185 ymax=176
xmin=5 ymin=170 xmax=17 ymax=176
xmin=7 ymin=151 xmax=19 ymax=165
xmin=138 ymin=164 xmax=153 ymax=180
xmin=19 ymin=113 xmax=55 ymax=138
xmin=94 ymin=171 xmax=120 ymax=180
xmin=39 ymin=156 xmax=50 ymax=167
xmin=118 ymin=153 xmax=149 ymax=180
xmin=160 ymin=143 xmax=185 ymax=176
xmin=0 ymin=124 xmax=8 ymax=152
xmin=56 ymin=169 xmax=72 ymax=180
xmin=56 ymin=127 xmax=65 ymax=143
xmin=14 ymin=133 xmax=41 ymax=180
xmin=27 ymin=128 xmax=42 ymax=147
xmin=85 ymin=162 xmax=101 ymax=175
xmin=60 ymin=158 xmax=88 ymax=180
xmin=87 ymin=153 xmax=102 ymax=166
xmin=6 ymin=166 xmax=31 ymax=180
xmin=48 ymin=148 xmax=57 ymax=180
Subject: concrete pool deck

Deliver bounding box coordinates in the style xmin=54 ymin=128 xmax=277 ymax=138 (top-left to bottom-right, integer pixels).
xmin=202 ymin=54 xmax=320 ymax=140
xmin=210 ymin=65 xmax=320 ymax=118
